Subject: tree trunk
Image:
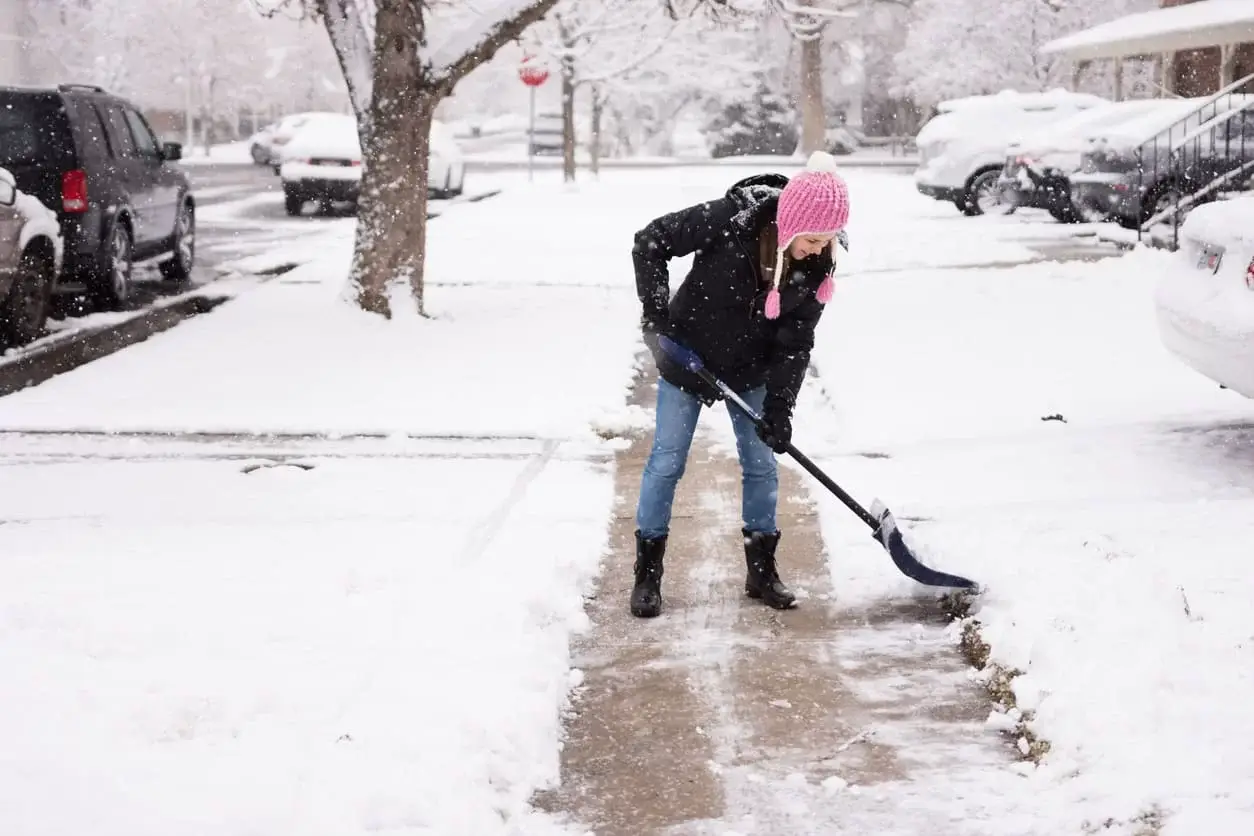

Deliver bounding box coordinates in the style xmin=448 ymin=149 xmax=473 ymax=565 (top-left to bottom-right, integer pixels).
xmin=561 ymin=59 xmax=577 ymax=182
xmin=590 ymin=86 xmax=603 ymax=176
xmin=799 ymin=35 xmax=825 ymax=155
xmin=347 ymin=0 xmax=434 ymax=318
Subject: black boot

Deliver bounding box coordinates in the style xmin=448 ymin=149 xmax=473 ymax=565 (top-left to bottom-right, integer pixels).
xmin=631 ymin=531 xmax=666 ymax=618
xmin=743 ymin=528 xmax=796 ymax=610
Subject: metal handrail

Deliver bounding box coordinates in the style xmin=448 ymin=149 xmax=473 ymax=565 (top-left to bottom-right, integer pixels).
xmin=1135 ymin=72 xmax=1254 ymax=250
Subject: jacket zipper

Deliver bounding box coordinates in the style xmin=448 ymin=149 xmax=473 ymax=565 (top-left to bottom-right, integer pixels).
xmin=734 ymin=235 xmax=762 ymax=317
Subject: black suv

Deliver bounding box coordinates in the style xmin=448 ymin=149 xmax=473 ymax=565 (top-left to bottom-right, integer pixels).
xmin=0 ymin=84 xmax=195 ymax=308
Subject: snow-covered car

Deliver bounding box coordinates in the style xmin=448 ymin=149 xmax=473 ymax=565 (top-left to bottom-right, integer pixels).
xmin=1072 ymin=95 xmax=1254 ymax=230
xmin=429 ymin=120 xmax=465 ymax=198
xmin=1155 ymin=195 xmax=1254 ymax=397
xmin=0 ymin=167 xmax=63 ymax=347
xmin=999 ymin=98 xmax=1193 ymax=223
xmin=278 ymin=116 xmax=466 ymax=215
xmin=249 ymin=125 xmax=275 ymax=165
xmin=265 ymin=111 xmax=345 ymax=172
xmin=278 ymin=114 xmax=361 ymax=215
xmin=914 ymin=89 xmax=1109 ymax=216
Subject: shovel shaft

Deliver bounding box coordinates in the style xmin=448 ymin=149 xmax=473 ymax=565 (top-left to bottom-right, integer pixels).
xmin=693 ymin=366 xmax=880 ymax=532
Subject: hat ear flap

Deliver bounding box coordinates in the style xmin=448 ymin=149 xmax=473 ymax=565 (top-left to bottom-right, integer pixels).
xmin=815 ymin=240 xmax=837 ymax=304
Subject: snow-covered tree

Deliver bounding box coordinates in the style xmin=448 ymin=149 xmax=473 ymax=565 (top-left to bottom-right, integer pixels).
xmin=522 ymin=0 xmax=681 ymax=180
xmin=682 ymin=1 xmax=917 ymax=153
xmin=26 ymin=0 xmax=344 ymax=143
xmin=892 ymin=0 xmax=1158 ymax=109
xmin=249 ymin=0 xmax=566 ymax=317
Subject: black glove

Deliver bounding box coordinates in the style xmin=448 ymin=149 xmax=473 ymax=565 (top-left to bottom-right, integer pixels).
xmin=756 ymin=407 xmax=792 ymax=454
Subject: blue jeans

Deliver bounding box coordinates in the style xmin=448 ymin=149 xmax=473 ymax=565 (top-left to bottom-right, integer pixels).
xmin=635 ymin=378 xmax=779 ymax=539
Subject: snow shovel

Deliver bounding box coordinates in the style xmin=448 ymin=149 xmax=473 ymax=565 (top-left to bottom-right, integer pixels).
xmin=658 ymin=335 xmax=978 ymax=591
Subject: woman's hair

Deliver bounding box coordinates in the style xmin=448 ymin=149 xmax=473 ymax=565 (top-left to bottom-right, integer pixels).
xmin=758 ymin=222 xmax=789 ymax=288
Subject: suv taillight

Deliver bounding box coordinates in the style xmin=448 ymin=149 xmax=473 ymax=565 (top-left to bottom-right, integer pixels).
xmin=61 ymin=169 xmax=88 ymax=213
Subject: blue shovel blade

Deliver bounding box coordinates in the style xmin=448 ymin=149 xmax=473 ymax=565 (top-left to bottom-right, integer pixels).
xmin=871 ymin=501 xmax=979 ymax=591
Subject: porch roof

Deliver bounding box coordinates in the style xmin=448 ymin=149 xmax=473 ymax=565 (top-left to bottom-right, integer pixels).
xmin=1041 ymin=0 xmax=1254 ymax=62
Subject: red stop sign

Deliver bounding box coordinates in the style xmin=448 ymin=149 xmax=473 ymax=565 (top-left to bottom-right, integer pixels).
xmin=519 ymin=57 xmax=549 ymax=87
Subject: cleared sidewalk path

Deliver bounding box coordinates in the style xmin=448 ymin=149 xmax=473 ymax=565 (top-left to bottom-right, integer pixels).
xmin=539 ymin=367 xmax=1037 ymax=835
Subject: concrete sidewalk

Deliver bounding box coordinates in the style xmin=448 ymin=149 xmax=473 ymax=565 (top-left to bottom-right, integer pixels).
xmin=539 ymin=366 xmax=1020 ymax=835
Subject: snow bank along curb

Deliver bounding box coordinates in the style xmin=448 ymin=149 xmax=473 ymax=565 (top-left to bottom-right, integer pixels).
xmin=0 ymin=258 xmax=305 ymax=400
xmin=945 ymin=595 xmax=1051 ymax=764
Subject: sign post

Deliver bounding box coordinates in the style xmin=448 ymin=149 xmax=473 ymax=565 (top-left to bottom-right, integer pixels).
xmin=518 ymin=56 xmax=550 ymax=183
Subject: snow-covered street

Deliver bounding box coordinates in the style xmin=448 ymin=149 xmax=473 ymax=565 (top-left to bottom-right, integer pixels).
xmin=2 ymin=164 xmax=1253 ymax=834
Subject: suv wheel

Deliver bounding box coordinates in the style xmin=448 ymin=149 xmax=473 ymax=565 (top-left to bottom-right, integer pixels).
xmin=964 ymin=170 xmax=1016 ymax=217
xmin=0 ymin=248 xmax=53 ymax=347
xmin=284 ymin=187 xmax=305 ymax=216
xmin=160 ymin=201 xmax=195 ymax=281
xmin=90 ymin=221 xmax=134 ymax=309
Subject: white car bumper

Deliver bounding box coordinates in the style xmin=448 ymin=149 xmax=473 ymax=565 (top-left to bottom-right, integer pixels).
xmin=1156 ymin=238 xmax=1254 ymax=398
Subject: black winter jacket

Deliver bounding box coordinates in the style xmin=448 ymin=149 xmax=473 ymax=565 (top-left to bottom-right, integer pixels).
xmin=632 ymin=173 xmax=833 ymax=418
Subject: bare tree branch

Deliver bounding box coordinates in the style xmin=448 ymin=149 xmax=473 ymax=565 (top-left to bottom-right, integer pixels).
xmin=433 ymin=0 xmax=564 ymax=89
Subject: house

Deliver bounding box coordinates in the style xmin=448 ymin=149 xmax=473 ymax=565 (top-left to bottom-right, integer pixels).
xmin=1042 ymin=0 xmax=1254 ymax=97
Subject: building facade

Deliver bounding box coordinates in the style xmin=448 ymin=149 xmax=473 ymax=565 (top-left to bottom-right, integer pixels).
xmin=1162 ymin=0 xmax=1254 ymax=95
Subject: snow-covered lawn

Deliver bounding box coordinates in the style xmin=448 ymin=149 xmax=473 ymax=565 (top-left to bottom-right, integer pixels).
xmin=1 ymin=164 xmax=1252 ymax=833
xmin=793 ymin=180 xmax=1254 ymax=832
xmin=180 ymin=140 xmax=256 ymax=165
xmin=0 ymin=444 xmax=608 ymax=836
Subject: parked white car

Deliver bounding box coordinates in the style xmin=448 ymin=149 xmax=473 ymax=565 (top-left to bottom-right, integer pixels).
xmin=429 ymin=120 xmax=465 ymax=198
xmin=278 ymin=116 xmax=466 ymax=215
xmin=265 ymin=111 xmax=346 ymax=172
xmin=1000 ymin=98 xmax=1194 ymax=222
xmin=1155 ymin=195 xmax=1254 ymax=397
xmin=0 ymin=167 xmax=63 ymax=346
xmin=914 ymin=89 xmax=1109 ymax=216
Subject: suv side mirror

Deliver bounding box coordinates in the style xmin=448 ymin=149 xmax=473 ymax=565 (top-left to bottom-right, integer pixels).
xmin=0 ymin=168 xmax=15 ymax=207
xmin=161 ymin=141 xmax=183 ymax=162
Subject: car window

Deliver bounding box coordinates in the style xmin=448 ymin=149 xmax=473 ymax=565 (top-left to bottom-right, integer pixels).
xmin=0 ymin=93 xmax=74 ymax=168
xmin=123 ymin=109 xmax=160 ymax=157
xmin=98 ymin=104 xmax=137 ymax=159
xmin=1225 ymin=112 xmax=1254 ymax=141
xmin=63 ymin=96 xmax=112 ymax=163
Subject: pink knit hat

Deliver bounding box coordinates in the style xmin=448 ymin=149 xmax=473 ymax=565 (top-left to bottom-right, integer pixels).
xmin=765 ymin=151 xmax=851 ymax=319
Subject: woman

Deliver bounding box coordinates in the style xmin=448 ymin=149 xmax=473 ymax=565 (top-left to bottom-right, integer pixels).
xmin=630 ymin=151 xmax=850 ymax=618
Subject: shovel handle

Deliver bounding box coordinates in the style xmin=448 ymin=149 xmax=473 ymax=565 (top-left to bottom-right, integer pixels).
xmin=657 ymin=335 xmax=880 ymax=532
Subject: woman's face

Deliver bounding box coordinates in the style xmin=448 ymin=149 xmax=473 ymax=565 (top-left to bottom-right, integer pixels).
xmin=788 ymin=233 xmax=835 ymax=259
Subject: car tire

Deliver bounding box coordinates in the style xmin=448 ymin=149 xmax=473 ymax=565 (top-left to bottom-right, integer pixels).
xmin=448 ymin=169 xmax=464 ymax=198
xmin=160 ymin=200 xmax=195 ymax=281
xmin=0 ymin=246 xmax=53 ymax=347
xmin=1048 ymin=203 xmax=1081 ymax=224
xmin=251 ymin=144 xmax=268 ymax=165
xmin=963 ymin=169 xmax=1016 ymax=217
xmin=88 ymin=219 xmax=134 ymax=310
xmin=284 ymin=187 xmax=305 ymax=217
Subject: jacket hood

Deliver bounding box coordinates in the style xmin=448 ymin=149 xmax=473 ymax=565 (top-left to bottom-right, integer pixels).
xmin=725 ymin=173 xmax=789 ymax=235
